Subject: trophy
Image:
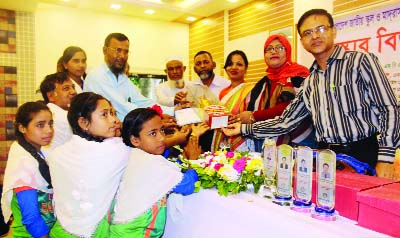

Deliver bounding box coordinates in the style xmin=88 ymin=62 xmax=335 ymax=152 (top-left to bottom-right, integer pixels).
xmin=261 ymin=139 xmax=277 ymax=197
xmin=311 ymin=149 xmax=338 ymax=221
xmin=291 ymin=146 xmax=313 ymax=212
xmin=274 ymin=144 xmax=294 ymax=205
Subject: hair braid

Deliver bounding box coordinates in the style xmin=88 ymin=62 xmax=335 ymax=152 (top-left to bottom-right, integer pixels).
xmin=16 ymin=135 xmax=52 ymax=189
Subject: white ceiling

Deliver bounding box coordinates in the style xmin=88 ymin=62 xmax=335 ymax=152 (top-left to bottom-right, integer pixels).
xmin=0 ymin=0 xmax=254 ymax=23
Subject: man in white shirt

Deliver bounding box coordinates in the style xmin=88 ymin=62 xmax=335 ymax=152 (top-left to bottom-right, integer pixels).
xmin=156 ymin=55 xmax=220 ymax=107
xmin=40 ymin=72 xmax=77 ymax=151
xmin=155 ymin=56 xmax=188 ymax=106
xmin=190 ymin=50 xmax=230 ymax=99
xmin=189 ymin=51 xmax=230 ymax=152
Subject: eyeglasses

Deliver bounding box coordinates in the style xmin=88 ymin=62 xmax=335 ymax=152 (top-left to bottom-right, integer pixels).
xmin=301 ymin=25 xmax=332 ymax=38
xmin=264 ymin=45 xmax=285 ymax=53
xmin=107 ymin=47 xmax=130 ymax=55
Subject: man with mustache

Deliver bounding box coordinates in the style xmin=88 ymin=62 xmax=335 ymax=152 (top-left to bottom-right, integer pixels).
xmin=84 ymin=33 xmax=174 ymax=121
xmin=189 ymin=51 xmax=230 ymax=152
xmin=40 ymin=72 xmax=77 ymax=151
xmin=190 ymin=51 xmax=230 ymax=98
xmin=222 ymin=9 xmax=399 ymax=179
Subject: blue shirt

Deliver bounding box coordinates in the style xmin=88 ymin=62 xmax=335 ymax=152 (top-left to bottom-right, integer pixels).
xmin=84 ymin=63 xmax=174 ymax=120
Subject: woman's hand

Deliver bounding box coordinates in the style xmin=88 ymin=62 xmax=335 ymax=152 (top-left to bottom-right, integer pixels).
xmin=239 ymin=111 xmax=254 ymax=124
xmin=221 ymin=122 xmax=241 ymax=136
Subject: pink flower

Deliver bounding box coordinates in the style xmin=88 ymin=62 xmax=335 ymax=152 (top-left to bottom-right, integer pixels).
xmin=226 ymin=151 xmax=235 ymax=158
xmin=214 ymin=163 xmax=223 ymax=171
xmin=233 ymin=158 xmax=246 ymax=173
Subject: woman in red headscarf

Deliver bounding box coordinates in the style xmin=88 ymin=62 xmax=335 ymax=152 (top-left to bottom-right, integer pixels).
xmin=239 ymin=34 xmax=314 ymax=151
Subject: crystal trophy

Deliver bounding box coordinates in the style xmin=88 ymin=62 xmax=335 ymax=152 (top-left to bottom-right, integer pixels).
xmin=312 ymin=149 xmax=338 ymax=221
xmin=274 ymin=144 xmax=293 ymax=205
xmin=261 ymin=139 xmax=277 ymax=197
xmin=291 ymin=146 xmax=313 ymax=212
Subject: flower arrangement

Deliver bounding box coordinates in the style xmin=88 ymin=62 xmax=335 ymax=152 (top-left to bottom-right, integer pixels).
xmin=187 ymin=150 xmax=265 ymax=196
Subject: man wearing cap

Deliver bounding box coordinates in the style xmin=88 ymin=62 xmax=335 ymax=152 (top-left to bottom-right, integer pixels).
xmin=155 ymin=56 xmax=189 ymax=106
xmin=156 ymin=55 xmax=220 ymax=107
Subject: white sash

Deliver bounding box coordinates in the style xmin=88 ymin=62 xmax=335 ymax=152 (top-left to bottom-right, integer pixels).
xmin=48 ymin=135 xmax=129 ymax=237
xmin=1 ymin=142 xmax=52 ymax=222
xmin=113 ymin=148 xmax=182 ymax=223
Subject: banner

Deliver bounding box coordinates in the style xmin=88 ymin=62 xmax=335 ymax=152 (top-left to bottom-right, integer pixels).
xmin=334 ymin=3 xmax=400 ymax=103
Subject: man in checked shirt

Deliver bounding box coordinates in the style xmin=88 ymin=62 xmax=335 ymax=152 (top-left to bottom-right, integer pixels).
xmin=222 ymin=9 xmax=399 ymax=179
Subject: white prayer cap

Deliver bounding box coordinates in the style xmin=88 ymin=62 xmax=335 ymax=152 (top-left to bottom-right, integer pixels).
xmin=165 ymin=55 xmax=183 ymax=64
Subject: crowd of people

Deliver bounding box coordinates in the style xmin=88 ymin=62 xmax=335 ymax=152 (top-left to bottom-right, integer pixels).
xmin=1 ymin=8 xmax=399 ymax=238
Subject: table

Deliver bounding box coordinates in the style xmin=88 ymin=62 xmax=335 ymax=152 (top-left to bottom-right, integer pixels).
xmin=163 ymin=189 xmax=390 ymax=238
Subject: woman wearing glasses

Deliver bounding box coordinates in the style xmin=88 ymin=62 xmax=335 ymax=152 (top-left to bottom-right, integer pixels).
xmin=239 ymin=34 xmax=312 ymax=151
xmin=57 ymin=46 xmax=87 ymax=93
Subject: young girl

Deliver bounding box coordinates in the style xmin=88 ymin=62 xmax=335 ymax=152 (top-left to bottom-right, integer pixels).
xmin=48 ymin=92 xmax=129 ymax=238
xmin=1 ymin=101 xmax=55 ymax=237
xmin=57 ymin=46 xmax=87 ymax=93
xmin=110 ymin=108 xmax=198 ymax=238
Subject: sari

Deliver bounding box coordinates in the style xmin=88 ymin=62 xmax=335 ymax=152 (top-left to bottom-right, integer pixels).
xmin=212 ymin=82 xmax=255 ymax=152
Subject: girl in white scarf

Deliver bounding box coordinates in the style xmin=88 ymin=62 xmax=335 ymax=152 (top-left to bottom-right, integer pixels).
xmin=48 ymin=92 xmax=129 ymax=238
xmin=1 ymin=102 xmax=55 ymax=238
xmin=110 ymin=107 xmax=198 ymax=238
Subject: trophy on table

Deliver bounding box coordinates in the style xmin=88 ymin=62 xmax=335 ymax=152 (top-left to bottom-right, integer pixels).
xmin=291 ymin=146 xmax=313 ymax=212
xmin=312 ymin=149 xmax=338 ymax=221
xmin=274 ymin=144 xmax=294 ymax=205
xmin=261 ymin=139 xmax=277 ymax=198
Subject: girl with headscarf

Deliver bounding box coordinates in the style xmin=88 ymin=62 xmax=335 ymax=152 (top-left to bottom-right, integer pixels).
xmin=239 ymin=34 xmax=313 ymax=151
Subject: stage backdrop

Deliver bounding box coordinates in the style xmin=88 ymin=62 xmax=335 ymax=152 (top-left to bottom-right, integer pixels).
xmin=334 ymin=3 xmax=400 ymax=104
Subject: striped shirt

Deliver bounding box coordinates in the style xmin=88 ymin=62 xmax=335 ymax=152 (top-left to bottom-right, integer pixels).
xmin=241 ymin=45 xmax=400 ymax=163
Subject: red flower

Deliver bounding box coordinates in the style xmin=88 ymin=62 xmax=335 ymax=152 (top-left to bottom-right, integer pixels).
xmin=149 ymin=104 xmax=163 ymax=116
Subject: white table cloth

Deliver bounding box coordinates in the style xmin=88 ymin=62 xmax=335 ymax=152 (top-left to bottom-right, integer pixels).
xmin=164 ymin=189 xmax=389 ymax=238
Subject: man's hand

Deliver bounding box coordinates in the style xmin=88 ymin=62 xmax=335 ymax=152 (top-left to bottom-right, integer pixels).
xmin=375 ymin=162 xmax=394 ymax=179
xmin=228 ymin=114 xmax=241 ymax=125
xmin=162 ymin=114 xmax=177 ymax=130
xmin=174 ymin=92 xmax=188 ymax=105
xmin=175 ymin=102 xmax=193 ymax=111
xmin=173 ymin=126 xmax=191 ymax=145
xmin=191 ymin=122 xmax=210 ymax=137
xmin=184 ymin=135 xmax=202 ymax=160
xmin=221 ymin=122 xmax=241 ymax=137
